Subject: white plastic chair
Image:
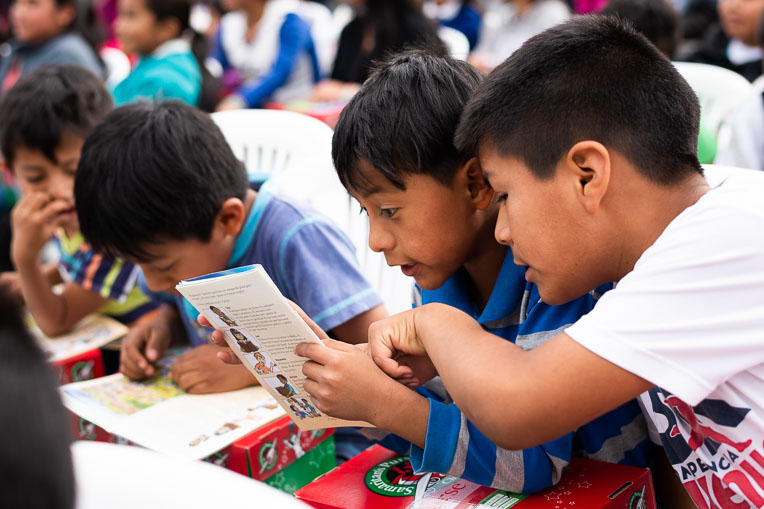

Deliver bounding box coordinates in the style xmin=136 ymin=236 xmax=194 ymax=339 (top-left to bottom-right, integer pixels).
xmin=673 ymin=62 xmax=754 ymax=135
xmin=211 ymin=109 xmax=414 ymax=314
xmin=438 ymin=26 xmax=471 ymax=61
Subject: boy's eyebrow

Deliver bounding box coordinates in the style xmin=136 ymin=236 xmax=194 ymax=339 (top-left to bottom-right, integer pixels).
xmin=17 ymin=164 xmax=46 ymax=171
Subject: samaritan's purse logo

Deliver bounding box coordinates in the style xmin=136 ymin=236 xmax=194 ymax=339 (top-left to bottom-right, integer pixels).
xmin=365 ymin=456 xmax=440 ymax=497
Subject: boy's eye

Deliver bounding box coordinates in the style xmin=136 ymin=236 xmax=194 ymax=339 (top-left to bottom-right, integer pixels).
xmin=359 ymin=206 xmax=368 ymax=216
xmin=380 ymin=208 xmax=398 ymax=218
xmin=24 ymin=175 xmax=44 ymax=184
xmin=495 ymin=193 xmax=508 ymax=204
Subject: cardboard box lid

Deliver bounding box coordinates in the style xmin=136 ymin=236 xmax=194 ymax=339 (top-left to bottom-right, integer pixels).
xmin=295 ymin=445 xmax=656 ymax=509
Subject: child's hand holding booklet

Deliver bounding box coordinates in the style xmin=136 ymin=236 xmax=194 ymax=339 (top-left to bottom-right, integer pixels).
xmin=176 ymin=264 xmax=371 ymax=430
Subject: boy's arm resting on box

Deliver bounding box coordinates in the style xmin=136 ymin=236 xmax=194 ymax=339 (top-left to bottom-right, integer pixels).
xmin=369 ymin=303 xmax=653 ymax=451
xmin=408 ymin=383 xmax=576 ymax=493
xmin=120 ymin=304 xmax=184 ymax=380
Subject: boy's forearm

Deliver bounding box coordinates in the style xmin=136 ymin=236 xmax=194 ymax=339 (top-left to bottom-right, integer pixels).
xmin=411 ymin=304 xmax=652 ymax=450
xmin=16 ymin=259 xmax=70 ymax=335
xmin=369 ymin=381 xmax=429 ymax=449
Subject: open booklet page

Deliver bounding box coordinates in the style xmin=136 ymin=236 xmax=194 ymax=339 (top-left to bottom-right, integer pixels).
xmin=27 ymin=312 xmax=128 ymax=363
xmin=60 ymin=349 xmax=286 ymax=460
xmin=176 ymin=265 xmax=371 ymax=431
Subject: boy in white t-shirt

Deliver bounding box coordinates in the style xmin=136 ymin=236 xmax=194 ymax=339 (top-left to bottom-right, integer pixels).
xmin=295 ymin=16 xmax=764 ymax=508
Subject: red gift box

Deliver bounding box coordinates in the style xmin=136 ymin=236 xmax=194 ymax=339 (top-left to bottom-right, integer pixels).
xmin=227 ymin=415 xmax=334 ymax=480
xmin=295 ymin=445 xmax=656 ymax=509
xmin=53 ymin=348 xmax=105 ymax=384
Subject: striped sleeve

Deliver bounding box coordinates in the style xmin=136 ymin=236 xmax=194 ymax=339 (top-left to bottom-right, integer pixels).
xmin=58 ymin=242 xmax=140 ymax=303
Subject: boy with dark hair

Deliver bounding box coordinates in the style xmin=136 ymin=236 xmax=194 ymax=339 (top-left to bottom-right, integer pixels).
xmin=74 ymin=100 xmax=386 ymax=396
xmin=0 ymin=65 xmax=158 ymax=336
xmin=294 ymin=50 xmax=650 ymax=492
xmin=311 ymin=17 xmax=764 ymax=508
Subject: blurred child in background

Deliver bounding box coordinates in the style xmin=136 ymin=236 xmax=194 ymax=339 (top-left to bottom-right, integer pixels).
xmin=0 ymin=0 xmax=102 ymax=93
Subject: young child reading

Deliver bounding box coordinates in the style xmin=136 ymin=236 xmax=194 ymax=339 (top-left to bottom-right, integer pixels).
xmin=0 ymin=66 xmax=158 ymax=337
xmin=302 ymin=17 xmax=764 ymax=508
xmin=112 ymin=0 xmax=202 ymax=106
xmin=0 ymin=0 xmax=102 ymax=93
xmin=291 ymin=50 xmax=650 ymax=492
xmin=74 ymin=100 xmax=386 ymax=397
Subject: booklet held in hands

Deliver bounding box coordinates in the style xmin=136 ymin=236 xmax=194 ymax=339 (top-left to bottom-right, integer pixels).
xmin=176 ymin=264 xmax=370 ymax=430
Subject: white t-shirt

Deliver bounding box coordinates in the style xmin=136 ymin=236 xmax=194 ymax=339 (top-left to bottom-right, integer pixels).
xmin=566 ymin=168 xmax=764 ymax=508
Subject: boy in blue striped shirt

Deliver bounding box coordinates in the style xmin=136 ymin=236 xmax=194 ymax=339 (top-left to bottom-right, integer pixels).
xmin=296 ymin=50 xmax=652 ymax=492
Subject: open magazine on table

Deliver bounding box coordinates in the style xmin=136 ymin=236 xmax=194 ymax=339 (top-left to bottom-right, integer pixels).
xmin=176 ymin=264 xmax=371 ymax=431
xmin=60 ymin=349 xmax=286 ymax=460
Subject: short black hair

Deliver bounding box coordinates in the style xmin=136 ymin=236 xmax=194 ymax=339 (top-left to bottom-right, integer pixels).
xmin=600 ymin=0 xmax=681 ymax=58
xmin=455 ymin=16 xmax=702 ymax=185
xmin=0 ymin=65 xmax=112 ymax=167
xmin=332 ymin=49 xmax=483 ymax=193
xmin=0 ymin=288 xmax=75 ymax=509
xmin=75 ymin=101 xmax=248 ymax=261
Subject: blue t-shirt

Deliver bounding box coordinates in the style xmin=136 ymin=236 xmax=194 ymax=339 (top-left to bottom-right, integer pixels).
xmin=144 ymin=185 xmax=382 ymax=346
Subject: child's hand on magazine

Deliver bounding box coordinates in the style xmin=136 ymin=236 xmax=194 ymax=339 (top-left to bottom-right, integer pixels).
xmin=171 ymin=344 xmax=257 ymax=393
xmin=196 ymin=314 xmax=242 ymax=365
xmin=121 ymin=318 xmax=172 ymax=379
xmin=295 ymin=339 xmax=401 ymax=423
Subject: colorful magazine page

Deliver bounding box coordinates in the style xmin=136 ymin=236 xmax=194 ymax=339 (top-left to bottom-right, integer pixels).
xmin=176 ymin=264 xmax=371 ymax=431
xmin=27 ymin=313 xmax=129 ymax=363
xmin=60 ymin=350 xmax=286 ymax=460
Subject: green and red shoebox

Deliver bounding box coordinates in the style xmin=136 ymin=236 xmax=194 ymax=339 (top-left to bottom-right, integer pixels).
xmin=226 ymin=415 xmax=336 ymax=493
xmin=295 ymin=445 xmax=656 ymax=509
xmin=67 ymin=412 xmax=336 ymax=494
xmin=54 ymin=348 xmax=105 ymax=384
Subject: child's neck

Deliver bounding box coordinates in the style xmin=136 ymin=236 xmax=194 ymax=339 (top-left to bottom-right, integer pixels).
xmin=244 ymin=0 xmax=266 ymax=37
xmin=462 ymin=217 xmax=508 ymax=311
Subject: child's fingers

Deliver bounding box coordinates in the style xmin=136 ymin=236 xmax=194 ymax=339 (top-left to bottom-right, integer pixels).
xmin=215 ymin=350 xmax=241 ymax=365
xmin=208 ymin=329 xmax=226 ymax=347
xmin=197 ymin=314 xmax=212 ymax=328
xmin=294 ymin=341 xmax=336 ymax=363
xmin=320 ymin=337 xmax=355 ymax=352
xmin=373 ymin=355 xmax=414 ymax=380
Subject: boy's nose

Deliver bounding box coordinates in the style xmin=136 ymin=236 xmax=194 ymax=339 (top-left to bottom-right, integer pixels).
xmin=142 ymin=270 xmax=174 ymax=294
xmin=367 ymin=222 xmax=395 ymax=253
xmin=494 ymin=216 xmax=512 ymax=246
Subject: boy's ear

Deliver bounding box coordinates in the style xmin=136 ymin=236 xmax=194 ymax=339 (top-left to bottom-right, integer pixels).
xmin=463 ymin=157 xmax=494 ymax=209
xmin=157 ymin=17 xmax=182 ymax=42
xmin=216 ymin=197 xmax=246 ymax=236
xmin=565 ymin=141 xmax=611 ymax=214
xmin=55 ymin=3 xmax=76 ymax=29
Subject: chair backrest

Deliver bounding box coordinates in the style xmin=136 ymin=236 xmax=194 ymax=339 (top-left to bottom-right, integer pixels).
xmin=211 ymin=109 xmax=413 ymax=314
xmin=673 ymin=62 xmax=754 ymax=134
xmin=438 ymin=26 xmax=470 ymax=61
